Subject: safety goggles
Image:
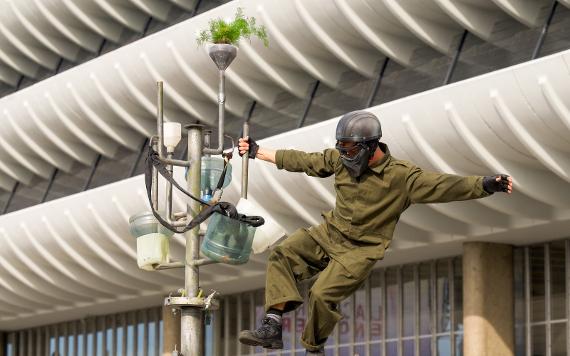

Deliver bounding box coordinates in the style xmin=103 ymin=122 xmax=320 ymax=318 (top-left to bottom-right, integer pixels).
xmin=335 ymin=141 xmax=363 ymax=158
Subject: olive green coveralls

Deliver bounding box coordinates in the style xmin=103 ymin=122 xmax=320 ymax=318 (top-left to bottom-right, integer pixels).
xmin=265 ymin=143 xmax=491 ymax=351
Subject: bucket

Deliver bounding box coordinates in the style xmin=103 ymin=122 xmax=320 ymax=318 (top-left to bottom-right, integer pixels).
xmin=129 ymin=211 xmax=174 ymax=270
xmin=236 ymin=198 xmax=286 ymax=254
xmin=200 ymin=213 xmax=256 ymax=265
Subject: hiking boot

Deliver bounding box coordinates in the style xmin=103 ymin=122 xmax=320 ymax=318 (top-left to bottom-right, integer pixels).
xmin=238 ymin=316 xmax=283 ymax=349
xmin=306 ymin=348 xmax=325 ymax=355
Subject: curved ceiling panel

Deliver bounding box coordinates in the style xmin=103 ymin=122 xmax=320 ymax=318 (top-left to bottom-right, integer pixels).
xmin=0 ymin=0 xmax=555 ymax=192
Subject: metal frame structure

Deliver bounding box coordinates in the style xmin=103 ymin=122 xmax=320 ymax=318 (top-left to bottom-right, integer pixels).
xmin=517 ymin=240 xmax=570 ymax=356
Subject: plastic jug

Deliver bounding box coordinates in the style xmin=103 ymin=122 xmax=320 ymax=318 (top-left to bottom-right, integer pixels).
xmin=236 ymin=198 xmax=286 ymax=254
xmin=200 ymin=213 xmax=256 ymax=265
xmin=186 ymin=156 xmax=232 ymax=201
xmin=129 ymin=211 xmax=174 ymax=270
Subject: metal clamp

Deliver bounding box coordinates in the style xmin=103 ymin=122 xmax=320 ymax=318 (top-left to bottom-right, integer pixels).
xmin=164 ymin=296 xmax=220 ymax=311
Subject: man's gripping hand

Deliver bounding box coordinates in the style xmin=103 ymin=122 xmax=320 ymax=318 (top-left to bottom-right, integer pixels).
xmin=238 ymin=136 xmax=259 ymax=159
xmin=483 ymin=174 xmax=513 ymax=194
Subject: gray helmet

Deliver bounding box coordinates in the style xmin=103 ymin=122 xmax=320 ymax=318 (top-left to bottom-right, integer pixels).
xmin=335 ymin=111 xmax=382 ymax=142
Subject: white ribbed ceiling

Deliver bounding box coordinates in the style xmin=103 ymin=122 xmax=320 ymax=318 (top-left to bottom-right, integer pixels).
xmin=0 ymin=0 xmax=562 ymax=192
xmin=0 ymin=0 xmax=199 ymax=88
xmin=2 ymin=49 xmax=570 ymax=329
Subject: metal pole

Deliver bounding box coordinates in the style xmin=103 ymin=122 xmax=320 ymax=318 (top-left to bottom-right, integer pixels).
xmin=443 ymin=30 xmax=468 ymax=85
xmin=166 ymin=150 xmax=173 ymax=221
xmin=151 ymin=138 xmax=159 ymax=211
xmin=531 ymin=0 xmax=558 ymax=60
xmin=242 ymin=121 xmax=249 ymax=199
xmin=182 ymin=124 xmax=204 ymax=356
xmin=297 ymin=80 xmax=320 ymax=128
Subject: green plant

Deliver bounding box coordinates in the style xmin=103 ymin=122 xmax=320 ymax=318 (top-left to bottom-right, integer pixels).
xmin=197 ymin=8 xmax=269 ymax=47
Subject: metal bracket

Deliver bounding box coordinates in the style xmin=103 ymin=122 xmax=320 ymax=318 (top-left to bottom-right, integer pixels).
xmin=164 ymin=296 xmax=220 ymax=311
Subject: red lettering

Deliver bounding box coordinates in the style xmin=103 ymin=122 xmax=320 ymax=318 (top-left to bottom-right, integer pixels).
xmin=370 ymin=322 xmax=382 ymax=337
xmin=296 ymin=318 xmax=305 ymax=333
xmin=355 ymin=322 xmax=365 ymax=339
xmin=356 ymin=304 xmax=365 ymax=320
xmin=282 ymin=317 xmax=291 ymax=333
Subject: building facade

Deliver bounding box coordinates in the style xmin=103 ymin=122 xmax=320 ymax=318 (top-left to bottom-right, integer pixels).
xmin=1 ymin=0 xmax=570 ymax=355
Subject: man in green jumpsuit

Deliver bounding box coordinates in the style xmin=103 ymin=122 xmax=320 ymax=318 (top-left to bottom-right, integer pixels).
xmin=237 ymin=111 xmax=513 ymax=355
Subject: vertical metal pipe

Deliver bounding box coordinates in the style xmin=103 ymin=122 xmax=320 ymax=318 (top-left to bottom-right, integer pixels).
xmin=350 ymin=293 xmax=355 ymax=356
xmin=431 ymin=261 xmax=437 ymax=356
xmin=26 ymin=330 xmax=32 ymax=356
xmin=545 ymin=245 xmax=551 ymax=356
xmin=365 ymin=277 xmax=371 ymax=356
xmin=414 ymin=265 xmax=420 ymax=356
xmin=524 ymin=247 xmax=532 ymax=356
xmin=566 ymin=240 xmax=570 ymax=356
xmin=449 ymin=259 xmax=455 ymax=356
xmin=63 ymin=323 xmax=68 ymax=356
xmin=157 ymin=82 xmax=164 ymax=158
xmin=133 ymin=313 xmax=138 ymax=356
xmin=397 ymin=267 xmax=403 ymax=356
xmin=154 ymin=308 xmax=160 ymax=356
xmin=93 ymin=319 xmax=98 ymax=356
xmin=166 ymin=151 xmax=173 ymax=220
xmin=82 ymin=321 xmax=87 ymax=356
xmin=151 ymin=139 xmax=159 ymax=211
xmin=18 ymin=331 xmax=23 ymax=356
xmin=297 ymin=81 xmax=320 ymax=129
xmin=36 ymin=327 xmax=42 ymax=356
xmin=382 ymin=269 xmax=386 ymax=356
xmin=103 ymin=317 xmax=108 ymax=356
xmin=112 ymin=314 xmax=117 ymax=356
xmin=531 ymin=0 xmax=559 ymax=60
xmin=142 ymin=310 xmax=148 ymax=356
xmin=83 ymin=154 xmax=102 ymax=191
xmin=2 ymin=182 xmax=19 ymax=214
xmin=236 ymin=295 xmax=242 ymax=356
xmin=365 ymin=58 xmax=390 ymax=108
xmin=224 ymin=298 xmax=230 ymax=356
xmin=242 ymin=121 xmax=249 ymax=199
xmin=182 ymin=124 xmax=204 ymax=356
xmin=443 ymin=30 xmax=468 ymax=85
xmin=122 ymin=313 xmax=127 ymax=356
xmin=203 ymin=69 xmax=227 ymax=155
xmin=40 ymin=169 xmax=58 ymax=203
xmin=53 ymin=326 xmax=58 ymax=356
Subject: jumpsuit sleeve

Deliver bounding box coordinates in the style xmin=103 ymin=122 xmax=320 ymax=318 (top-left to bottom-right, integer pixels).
xmin=405 ymin=164 xmax=491 ymax=204
xmin=275 ymin=148 xmax=339 ymax=178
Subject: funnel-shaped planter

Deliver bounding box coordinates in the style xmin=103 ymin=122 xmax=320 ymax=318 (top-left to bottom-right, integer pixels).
xmin=207 ymin=44 xmax=237 ymax=70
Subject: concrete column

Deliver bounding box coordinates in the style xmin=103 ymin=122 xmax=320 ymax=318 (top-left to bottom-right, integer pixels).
xmin=163 ymin=305 xmax=181 ymax=355
xmin=463 ymin=242 xmax=514 ymax=356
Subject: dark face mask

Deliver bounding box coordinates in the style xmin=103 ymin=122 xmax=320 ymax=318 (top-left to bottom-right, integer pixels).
xmin=339 ymin=144 xmax=371 ymax=178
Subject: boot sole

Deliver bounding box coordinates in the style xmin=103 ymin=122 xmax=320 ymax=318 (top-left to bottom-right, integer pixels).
xmin=238 ymin=332 xmax=283 ymax=349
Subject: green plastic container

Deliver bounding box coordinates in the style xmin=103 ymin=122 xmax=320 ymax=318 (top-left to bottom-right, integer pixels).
xmin=201 ymin=213 xmax=256 ymax=265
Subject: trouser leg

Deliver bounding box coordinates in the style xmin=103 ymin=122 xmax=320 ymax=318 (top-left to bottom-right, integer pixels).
xmin=265 ymin=227 xmax=329 ymax=313
xmin=300 ymin=258 xmax=375 ymax=351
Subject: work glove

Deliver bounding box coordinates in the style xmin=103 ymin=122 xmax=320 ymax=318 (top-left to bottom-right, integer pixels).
xmin=482 ymin=174 xmax=511 ymax=194
xmin=238 ymin=137 xmax=259 ymax=159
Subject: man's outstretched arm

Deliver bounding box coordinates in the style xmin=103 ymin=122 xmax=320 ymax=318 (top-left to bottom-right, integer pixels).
xmin=238 ymin=137 xmax=337 ymax=178
xmin=239 ymin=137 xmax=276 ymax=164
xmin=405 ymin=164 xmax=513 ymax=204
